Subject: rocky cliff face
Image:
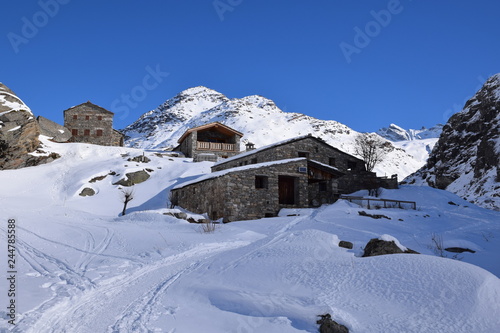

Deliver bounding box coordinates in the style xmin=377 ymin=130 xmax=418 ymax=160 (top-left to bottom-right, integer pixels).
xmin=405 ymin=74 xmax=500 ymax=210
xmin=0 ymin=83 xmax=58 ymax=169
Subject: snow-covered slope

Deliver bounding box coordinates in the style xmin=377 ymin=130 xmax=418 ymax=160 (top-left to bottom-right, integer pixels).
xmin=377 ymin=123 xmax=443 ymax=168
xmin=0 ymin=139 xmax=499 ymax=332
xmin=405 ymin=73 xmax=500 ymax=211
xmin=123 ymin=87 xmax=424 ymax=179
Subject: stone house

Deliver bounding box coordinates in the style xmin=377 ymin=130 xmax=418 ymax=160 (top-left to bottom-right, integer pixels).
xmin=175 ymin=122 xmax=243 ymax=161
xmin=171 ymin=134 xmax=398 ymax=222
xmin=64 ymin=101 xmax=124 ymax=146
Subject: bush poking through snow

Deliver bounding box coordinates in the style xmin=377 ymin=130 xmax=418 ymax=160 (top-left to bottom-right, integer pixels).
xmin=200 ymin=220 xmax=218 ymax=233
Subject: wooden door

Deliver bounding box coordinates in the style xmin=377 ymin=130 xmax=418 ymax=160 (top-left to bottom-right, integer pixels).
xmin=279 ymin=176 xmax=296 ymax=205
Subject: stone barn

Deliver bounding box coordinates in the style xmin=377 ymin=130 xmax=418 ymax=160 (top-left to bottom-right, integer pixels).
xmin=64 ymin=101 xmax=124 ymax=146
xmin=175 ymin=122 xmax=243 ymax=161
xmin=171 ymin=134 xmax=398 ymax=222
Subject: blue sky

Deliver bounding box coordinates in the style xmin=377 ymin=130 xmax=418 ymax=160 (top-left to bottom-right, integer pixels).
xmin=1 ymin=0 xmax=499 ymax=132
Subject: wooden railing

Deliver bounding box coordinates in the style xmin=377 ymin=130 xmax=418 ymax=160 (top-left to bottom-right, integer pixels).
xmin=197 ymin=141 xmax=236 ymax=151
xmin=339 ymin=195 xmax=416 ymax=210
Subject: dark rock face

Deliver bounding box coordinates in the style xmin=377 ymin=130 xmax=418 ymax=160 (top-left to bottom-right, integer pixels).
xmin=317 ymin=314 xmax=349 ymax=333
xmin=405 ymin=74 xmax=500 ymax=211
xmin=0 ymin=83 xmax=54 ymax=170
xmin=37 ymin=116 xmax=71 ymax=142
xmin=362 ymin=238 xmax=419 ymax=257
xmin=113 ymin=170 xmax=150 ymax=186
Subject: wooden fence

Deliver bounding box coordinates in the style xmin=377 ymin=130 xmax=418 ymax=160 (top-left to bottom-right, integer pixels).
xmin=339 ymin=195 xmax=417 ymax=210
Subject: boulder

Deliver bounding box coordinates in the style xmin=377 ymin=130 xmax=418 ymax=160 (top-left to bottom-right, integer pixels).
xmin=362 ymin=238 xmax=419 ymax=257
xmin=79 ymin=187 xmax=96 ymax=197
xmin=113 ymin=170 xmax=150 ymax=187
xmin=317 ymin=314 xmax=349 ymax=333
xmin=338 ymin=241 xmax=353 ymax=249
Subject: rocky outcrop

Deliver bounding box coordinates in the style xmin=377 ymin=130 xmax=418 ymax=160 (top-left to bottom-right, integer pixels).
xmin=37 ymin=116 xmax=71 ymax=142
xmin=79 ymin=188 xmax=96 ymax=197
xmin=362 ymin=238 xmax=418 ymax=257
xmin=317 ymin=314 xmax=349 ymax=333
xmin=405 ymin=74 xmax=500 ymax=210
xmin=0 ymin=83 xmax=51 ymax=169
xmin=113 ymin=170 xmax=150 ymax=187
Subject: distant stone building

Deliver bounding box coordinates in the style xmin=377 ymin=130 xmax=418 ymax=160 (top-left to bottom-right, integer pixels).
xmin=64 ymin=101 xmax=124 ymax=146
xmin=175 ymin=122 xmax=243 ymax=161
xmin=171 ymin=134 xmax=398 ymax=222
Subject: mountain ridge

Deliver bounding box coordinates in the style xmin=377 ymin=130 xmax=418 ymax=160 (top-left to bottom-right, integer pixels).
xmin=122 ymin=86 xmax=427 ymax=179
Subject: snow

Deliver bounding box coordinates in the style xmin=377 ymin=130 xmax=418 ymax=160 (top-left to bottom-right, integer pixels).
xmin=1 ymin=139 xmax=499 ymax=332
xmin=7 ymin=125 xmax=21 ymax=132
xmin=379 ymin=234 xmax=407 ymax=251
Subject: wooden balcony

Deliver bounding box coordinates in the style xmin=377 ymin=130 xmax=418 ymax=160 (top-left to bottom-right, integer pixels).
xmin=197 ymin=141 xmax=236 ymax=151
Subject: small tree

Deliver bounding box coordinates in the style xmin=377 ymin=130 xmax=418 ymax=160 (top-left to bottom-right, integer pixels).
xmin=353 ymin=133 xmax=386 ymax=172
xmin=121 ymin=188 xmax=134 ymax=216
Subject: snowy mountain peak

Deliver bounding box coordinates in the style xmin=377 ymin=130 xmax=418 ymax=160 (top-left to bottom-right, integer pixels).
xmin=122 ymin=87 xmax=432 ymax=179
xmin=377 ymin=123 xmax=443 ymax=142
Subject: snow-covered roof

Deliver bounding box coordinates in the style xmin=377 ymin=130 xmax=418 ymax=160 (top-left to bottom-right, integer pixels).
xmin=173 ymin=158 xmax=306 ymax=189
xmin=213 ymin=134 xmax=315 ymax=167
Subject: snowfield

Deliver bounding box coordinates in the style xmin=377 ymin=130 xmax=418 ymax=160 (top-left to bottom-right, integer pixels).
xmin=0 ymin=139 xmax=499 ymax=332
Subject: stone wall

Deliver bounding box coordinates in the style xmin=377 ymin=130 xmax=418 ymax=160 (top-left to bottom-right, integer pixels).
xmin=213 ymin=136 xmax=365 ymax=173
xmin=172 ymin=159 xmax=309 ymax=222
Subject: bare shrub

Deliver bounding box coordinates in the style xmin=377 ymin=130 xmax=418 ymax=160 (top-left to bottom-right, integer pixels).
xmin=200 ymin=220 xmax=218 ymax=233
xmin=120 ymin=188 xmax=134 ymax=216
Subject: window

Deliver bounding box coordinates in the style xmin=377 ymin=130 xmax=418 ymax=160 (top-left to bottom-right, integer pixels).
xmin=96 ymin=129 xmax=103 ymax=137
xmin=97 ymin=116 xmax=102 ymax=121
xmin=298 ymin=152 xmax=309 ymax=158
xmin=255 ymin=176 xmax=268 ymax=189
xmin=72 ymin=115 xmax=77 ymax=120
xmin=85 ymin=116 xmax=90 ymax=120
xmin=71 ymin=129 xmax=78 ymax=136
xmin=347 ymin=161 xmax=357 ymax=170
xmin=251 ymin=158 xmax=258 ymax=164
xmin=319 ymin=182 xmax=327 ymax=192
xmin=84 ymin=129 xmax=90 ymax=136
xmin=329 ymin=158 xmax=336 ymax=166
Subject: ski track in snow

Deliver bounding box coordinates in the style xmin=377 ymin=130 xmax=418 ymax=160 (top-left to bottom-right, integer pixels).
xmin=23 ymin=241 xmax=249 ymax=333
